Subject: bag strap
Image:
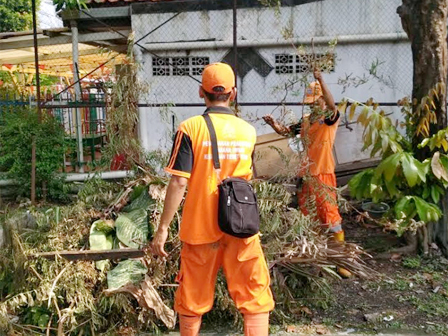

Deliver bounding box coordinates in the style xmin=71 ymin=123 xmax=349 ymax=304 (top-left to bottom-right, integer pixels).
xmin=203 ymin=113 xmax=221 ymax=170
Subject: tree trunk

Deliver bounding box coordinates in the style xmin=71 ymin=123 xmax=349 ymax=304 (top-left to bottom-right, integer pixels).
xmin=398 ymin=0 xmax=448 ymax=255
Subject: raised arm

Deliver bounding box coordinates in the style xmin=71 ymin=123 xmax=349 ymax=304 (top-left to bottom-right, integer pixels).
xmin=314 ymin=68 xmax=337 ymax=118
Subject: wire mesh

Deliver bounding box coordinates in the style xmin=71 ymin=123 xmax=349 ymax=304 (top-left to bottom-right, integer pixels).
xmin=0 ymin=0 xmax=412 ymax=171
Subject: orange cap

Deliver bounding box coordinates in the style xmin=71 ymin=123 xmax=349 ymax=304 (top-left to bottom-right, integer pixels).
xmin=304 ymin=81 xmax=323 ymax=104
xmin=201 ymin=62 xmax=235 ymax=94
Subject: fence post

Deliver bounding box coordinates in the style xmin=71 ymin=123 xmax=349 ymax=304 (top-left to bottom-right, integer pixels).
xmin=31 ymin=0 xmax=41 ymax=204
xmin=71 ymin=20 xmax=85 ymax=173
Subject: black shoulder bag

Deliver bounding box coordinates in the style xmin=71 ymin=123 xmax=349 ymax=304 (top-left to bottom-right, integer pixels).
xmin=203 ymin=113 xmax=260 ymax=238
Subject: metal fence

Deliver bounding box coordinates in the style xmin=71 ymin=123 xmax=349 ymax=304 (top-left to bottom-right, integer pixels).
xmin=0 ymin=91 xmax=107 ymax=172
xmin=0 ymin=0 xmax=412 ymax=170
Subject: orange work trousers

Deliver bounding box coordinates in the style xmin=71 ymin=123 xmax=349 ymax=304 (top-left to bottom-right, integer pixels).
xmin=174 ymin=234 xmax=275 ymax=316
xmin=298 ymin=173 xmax=342 ymax=232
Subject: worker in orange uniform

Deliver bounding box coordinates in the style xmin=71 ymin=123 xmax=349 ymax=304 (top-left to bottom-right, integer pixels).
xmin=149 ymin=63 xmax=275 ymax=336
xmin=263 ymin=68 xmax=350 ymax=277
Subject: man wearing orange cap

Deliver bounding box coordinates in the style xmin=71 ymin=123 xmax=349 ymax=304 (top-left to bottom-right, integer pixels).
xmin=150 ymin=62 xmax=274 ymax=335
xmin=263 ymin=69 xmax=349 ymax=276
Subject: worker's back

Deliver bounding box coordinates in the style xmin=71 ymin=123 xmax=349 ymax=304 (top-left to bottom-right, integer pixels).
xmin=165 ymin=106 xmax=256 ymax=245
xmin=300 ymin=115 xmax=340 ymax=176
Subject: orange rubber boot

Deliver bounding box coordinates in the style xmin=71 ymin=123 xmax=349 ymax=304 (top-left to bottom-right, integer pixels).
xmin=244 ymin=313 xmax=269 ymax=336
xmin=333 ymin=231 xmax=352 ymax=278
xmin=179 ymin=315 xmax=202 ymax=336
xmin=333 ymin=230 xmax=345 ymax=243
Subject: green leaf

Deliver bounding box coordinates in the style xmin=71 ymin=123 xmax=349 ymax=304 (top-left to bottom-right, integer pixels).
xmin=89 ymin=220 xmax=114 ymax=250
xmin=370 ymin=140 xmax=383 ymax=157
xmin=438 ymin=154 xmax=448 ymax=179
xmin=413 ymin=197 xmax=442 ymax=223
xmin=349 ymin=169 xmax=374 ymax=200
xmin=431 ymin=185 xmax=441 ymax=204
xmin=435 ymin=185 xmax=445 ymax=195
xmin=381 ymin=135 xmax=388 ymax=153
xmin=371 ymin=128 xmax=378 ymax=144
xmin=376 ymin=153 xmax=401 ymax=181
xmin=414 ymin=197 xmax=430 ymax=222
xmin=38 ymin=314 xmax=50 ymax=328
xmin=401 ymin=153 xmax=420 ymax=187
xmin=395 ymin=196 xmax=413 ymax=219
xmin=115 ymin=209 xmax=149 ymax=248
xmin=422 ymin=185 xmax=430 ymax=199
xmin=94 ymin=219 xmax=115 ymax=235
xmin=123 ymin=188 xmax=154 ymax=212
xmin=107 ymin=259 xmax=148 ymax=290
xmin=415 ymin=159 xmax=429 ymax=183
xmin=419 ymin=138 xmax=430 ymax=149
xmin=430 ymin=203 xmax=443 ymax=221
xmin=89 ymin=220 xmax=114 ymax=271
xmin=130 ymin=185 xmax=147 ymax=202
xmin=384 ymin=177 xmax=399 ymax=197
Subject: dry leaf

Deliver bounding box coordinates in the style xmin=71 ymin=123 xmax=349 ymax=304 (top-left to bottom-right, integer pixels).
xmin=300 ymin=306 xmax=313 ymax=316
xmin=105 ymin=275 xmax=176 ymax=329
xmin=149 ymin=184 xmax=166 ymax=200
xmin=390 ymin=253 xmax=402 ymax=261
xmin=431 ymin=152 xmax=448 ymax=182
xmin=422 ymin=273 xmax=433 ymax=281
xmin=286 ymin=325 xmax=298 ymax=333
xmin=315 ymin=324 xmax=328 ymax=334
xmin=140 ymin=275 xmax=176 ymax=328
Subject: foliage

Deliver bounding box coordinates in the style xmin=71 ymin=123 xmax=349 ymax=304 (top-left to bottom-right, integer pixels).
xmin=107 ymin=260 xmax=148 ymax=290
xmin=78 ymin=176 xmax=124 ymax=209
xmin=0 ymin=71 xmax=59 ymax=94
xmin=53 ymin=0 xmax=87 ymax=11
xmin=0 ymin=108 xmax=70 ymax=200
xmin=103 ymin=37 xmax=147 ymax=170
xmin=347 ymin=85 xmax=448 ymax=236
xmin=90 ymin=219 xmax=114 ymax=271
xmin=0 ymin=172 xmax=377 ymax=334
xmin=115 ymin=209 xmax=149 ymax=248
xmin=21 ymin=306 xmax=54 ymax=331
xmin=0 ymin=0 xmax=36 ymax=33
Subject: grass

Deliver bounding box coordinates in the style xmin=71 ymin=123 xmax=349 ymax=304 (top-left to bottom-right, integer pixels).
xmin=426 ymin=323 xmax=448 ymax=336
xmin=393 ymin=277 xmax=410 ymax=291
xmin=402 ymin=256 xmax=422 ymax=269
xmin=413 ymin=293 xmax=448 ymax=317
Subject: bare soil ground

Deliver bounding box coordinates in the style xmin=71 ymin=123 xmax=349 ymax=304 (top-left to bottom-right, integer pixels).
xmin=309 ymin=216 xmax=448 ymax=335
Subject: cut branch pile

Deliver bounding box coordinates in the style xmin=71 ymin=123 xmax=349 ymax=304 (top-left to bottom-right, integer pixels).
xmin=0 ymin=174 xmax=378 ymax=335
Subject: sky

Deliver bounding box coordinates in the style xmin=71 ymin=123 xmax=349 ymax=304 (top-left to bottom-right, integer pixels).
xmin=38 ymin=0 xmax=63 ymax=29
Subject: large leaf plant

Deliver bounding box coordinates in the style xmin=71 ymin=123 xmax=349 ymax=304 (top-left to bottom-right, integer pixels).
xmin=346 ymin=84 xmax=448 ymax=236
xmin=89 ymin=185 xmax=157 ymax=288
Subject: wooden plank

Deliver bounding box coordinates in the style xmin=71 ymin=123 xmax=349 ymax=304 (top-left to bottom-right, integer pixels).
xmin=35 ymin=248 xmax=146 ymax=261
xmin=254 ymin=132 xmax=299 ymax=178
xmin=335 ymin=159 xmax=380 ymax=174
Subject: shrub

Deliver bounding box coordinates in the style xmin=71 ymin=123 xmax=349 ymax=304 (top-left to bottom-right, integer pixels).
xmin=0 ymin=108 xmax=69 ymax=200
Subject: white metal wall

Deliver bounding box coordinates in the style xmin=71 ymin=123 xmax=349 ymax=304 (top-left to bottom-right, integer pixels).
xmin=134 ymin=0 xmax=411 ymax=165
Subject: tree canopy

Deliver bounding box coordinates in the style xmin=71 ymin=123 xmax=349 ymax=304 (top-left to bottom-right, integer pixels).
xmin=0 ymin=0 xmax=39 ymax=33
